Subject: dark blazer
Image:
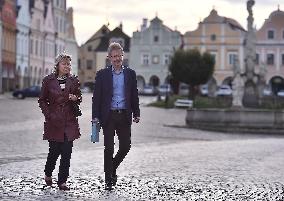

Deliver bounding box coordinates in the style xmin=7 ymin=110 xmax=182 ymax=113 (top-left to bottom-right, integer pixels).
xmin=92 ymin=66 xmax=140 ymax=128
xmin=38 ymin=73 xmax=82 ymax=142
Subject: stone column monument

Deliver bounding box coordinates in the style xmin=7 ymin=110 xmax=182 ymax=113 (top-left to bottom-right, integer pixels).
xmin=243 ymin=0 xmax=259 ymax=107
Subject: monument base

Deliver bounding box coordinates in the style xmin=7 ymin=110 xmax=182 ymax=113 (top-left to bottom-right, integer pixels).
xmin=186 ymin=108 xmax=284 ymax=134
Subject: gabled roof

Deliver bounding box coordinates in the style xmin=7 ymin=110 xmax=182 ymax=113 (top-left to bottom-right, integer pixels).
xmin=85 ymin=25 xmax=110 ymax=44
xmin=95 ymin=26 xmax=130 ymax=52
xmin=185 ymin=9 xmax=245 ymax=36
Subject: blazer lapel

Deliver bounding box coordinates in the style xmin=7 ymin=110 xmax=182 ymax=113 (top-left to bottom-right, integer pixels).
xmin=107 ymin=67 xmax=113 ymax=95
xmin=123 ymin=68 xmax=130 ymax=93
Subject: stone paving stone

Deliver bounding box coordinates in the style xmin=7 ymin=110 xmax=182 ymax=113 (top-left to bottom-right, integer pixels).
xmin=1 ymin=140 xmax=284 ymax=200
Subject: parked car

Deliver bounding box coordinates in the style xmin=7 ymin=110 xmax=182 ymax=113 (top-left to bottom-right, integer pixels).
xmin=141 ymin=85 xmax=157 ymax=96
xmin=174 ymin=99 xmax=193 ymax=108
xmin=158 ymin=84 xmax=172 ymax=96
xmin=179 ymin=84 xmax=189 ymax=96
xmin=263 ymin=87 xmax=272 ymax=96
xmin=277 ymin=90 xmax=284 ymax=97
xmin=12 ymin=86 xmax=41 ymax=99
xmin=80 ymin=86 xmax=91 ymax=93
xmin=216 ymin=85 xmax=232 ymax=96
xmin=200 ymin=84 xmax=208 ymax=96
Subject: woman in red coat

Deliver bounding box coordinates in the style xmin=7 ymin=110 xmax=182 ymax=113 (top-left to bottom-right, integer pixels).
xmin=38 ymin=53 xmax=81 ymax=190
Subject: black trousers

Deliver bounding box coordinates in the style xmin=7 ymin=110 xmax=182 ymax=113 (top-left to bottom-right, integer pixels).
xmin=103 ymin=110 xmax=131 ymax=183
xmin=44 ymin=135 xmax=73 ymax=185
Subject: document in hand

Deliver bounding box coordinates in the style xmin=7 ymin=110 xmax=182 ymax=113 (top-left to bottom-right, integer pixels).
xmin=91 ymin=122 xmax=100 ymax=143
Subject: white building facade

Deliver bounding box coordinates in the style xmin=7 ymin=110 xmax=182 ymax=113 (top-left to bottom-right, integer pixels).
xmin=16 ymin=0 xmax=30 ymax=89
xmin=129 ymin=17 xmax=182 ymax=89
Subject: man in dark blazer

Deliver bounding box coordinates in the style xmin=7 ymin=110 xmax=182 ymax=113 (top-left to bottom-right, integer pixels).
xmin=92 ymin=42 xmax=140 ymax=190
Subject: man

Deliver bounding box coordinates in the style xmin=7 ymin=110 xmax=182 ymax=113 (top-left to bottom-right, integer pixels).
xmin=92 ymin=42 xmax=140 ymax=190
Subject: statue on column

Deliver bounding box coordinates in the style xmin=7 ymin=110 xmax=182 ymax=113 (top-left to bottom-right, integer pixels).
xmin=247 ymin=0 xmax=255 ymax=17
xmin=232 ymin=59 xmax=244 ymax=108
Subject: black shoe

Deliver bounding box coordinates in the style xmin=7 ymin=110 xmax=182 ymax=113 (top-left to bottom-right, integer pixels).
xmin=112 ymin=175 xmax=117 ymax=186
xmin=44 ymin=176 xmax=52 ymax=186
xmin=58 ymin=183 xmax=70 ymax=191
xmin=105 ymin=182 xmax=113 ymax=191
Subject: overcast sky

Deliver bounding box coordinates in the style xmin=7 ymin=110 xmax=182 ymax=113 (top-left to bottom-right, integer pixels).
xmin=66 ymin=0 xmax=282 ymax=45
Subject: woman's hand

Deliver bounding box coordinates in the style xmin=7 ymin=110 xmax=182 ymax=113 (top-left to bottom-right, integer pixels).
xmin=69 ymin=94 xmax=78 ymax=101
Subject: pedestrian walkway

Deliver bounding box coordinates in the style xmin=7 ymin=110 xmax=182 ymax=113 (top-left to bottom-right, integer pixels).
xmin=0 ymin=92 xmax=12 ymax=100
xmin=1 ymin=138 xmax=284 ymax=200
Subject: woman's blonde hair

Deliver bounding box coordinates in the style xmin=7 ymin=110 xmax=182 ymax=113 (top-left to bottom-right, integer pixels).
xmin=53 ymin=52 xmax=72 ymax=75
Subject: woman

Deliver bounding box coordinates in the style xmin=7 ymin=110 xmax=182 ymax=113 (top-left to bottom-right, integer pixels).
xmin=38 ymin=53 xmax=82 ymax=190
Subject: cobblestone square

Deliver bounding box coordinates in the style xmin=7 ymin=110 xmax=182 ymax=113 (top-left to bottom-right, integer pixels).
xmin=0 ymin=94 xmax=284 ymax=200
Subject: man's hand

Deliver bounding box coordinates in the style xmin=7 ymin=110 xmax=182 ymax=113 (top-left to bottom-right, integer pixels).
xmin=133 ymin=117 xmax=140 ymax=123
xmin=91 ymin=118 xmax=99 ymax=124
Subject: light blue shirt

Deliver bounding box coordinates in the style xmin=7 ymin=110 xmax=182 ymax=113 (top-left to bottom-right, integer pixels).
xmin=111 ymin=66 xmax=126 ymax=109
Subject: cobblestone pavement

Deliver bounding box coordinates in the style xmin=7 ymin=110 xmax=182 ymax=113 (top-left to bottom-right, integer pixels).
xmin=1 ymin=94 xmax=284 ymax=200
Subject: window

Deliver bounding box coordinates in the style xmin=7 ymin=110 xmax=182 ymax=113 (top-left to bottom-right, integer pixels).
xmin=255 ymin=53 xmax=259 ymax=65
xmin=152 ymin=55 xmax=160 ymax=64
xmin=209 ymin=52 xmax=217 ymax=63
xmin=87 ymin=45 xmax=92 ymax=52
xmin=86 ymin=60 xmax=93 ymax=70
xmin=123 ymin=59 xmax=129 ymax=66
xmin=154 ymin=35 xmax=159 ymax=42
xmin=228 ymin=53 xmax=238 ymax=65
xmin=35 ymin=40 xmax=38 ymax=55
xmin=105 ymin=58 xmax=111 ymax=67
xmin=78 ymin=59 xmax=81 ymax=69
xmin=210 ymin=34 xmax=216 ymax=41
xmin=142 ymin=54 xmax=149 ymax=66
xmin=164 ymin=54 xmax=171 ymax=65
xmin=282 ymin=54 xmax=284 ymax=65
xmin=267 ymin=54 xmax=274 ymax=65
xmin=30 ymin=39 xmax=33 ymax=54
xmin=268 ymin=30 xmax=274 ymax=39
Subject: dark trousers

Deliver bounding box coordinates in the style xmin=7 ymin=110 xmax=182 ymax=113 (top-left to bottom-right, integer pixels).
xmin=103 ymin=110 xmax=131 ymax=183
xmin=44 ymin=135 xmax=73 ymax=185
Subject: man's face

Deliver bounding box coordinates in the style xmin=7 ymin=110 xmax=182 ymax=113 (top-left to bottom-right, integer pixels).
xmin=109 ymin=49 xmax=123 ymax=69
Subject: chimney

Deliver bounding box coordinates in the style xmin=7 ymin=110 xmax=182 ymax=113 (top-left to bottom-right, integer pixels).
xmin=119 ymin=22 xmax=123 ymax=30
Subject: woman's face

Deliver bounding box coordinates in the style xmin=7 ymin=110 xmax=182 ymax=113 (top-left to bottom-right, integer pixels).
xmin=58 ymin=58 xmax=71 ymax=76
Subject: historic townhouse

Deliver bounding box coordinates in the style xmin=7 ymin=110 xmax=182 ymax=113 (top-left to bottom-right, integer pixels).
xmin=95 ymin=24 xmax=130 ymax=71
xmin=184 ymin=9 xmax=246 ymax=87
xmin=78 ymin=24 xmax=130 ymax=88
xmin=1 ymin=0 xmax=17 ymax=91
xmin=65 ymin=7 xmax=78 ymax=75
xmin=16 ymin=0 xmax=31 ymax=89
xmin=256 ymin=8 xmax=284 ymax=93
xmin=42 ymin=0 xmax=55 ymax=77
xmin=53 ymin=0 xmax=65 ymax=55
xmin=0 ymin=1 xmax=3 ymax=93
xmin=129 ymin=17 xmax=182 ymax=90
xmin=29 ymin=0 xmax=44 ymax=86
xmin=78 ymin=25 xmax=110 ymax=88
xmin=1 ymin=0 xmax=17 ymax=92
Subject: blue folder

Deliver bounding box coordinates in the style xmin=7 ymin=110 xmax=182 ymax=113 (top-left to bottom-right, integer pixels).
xmin=91 ymin=122 xmax=100 ymax=143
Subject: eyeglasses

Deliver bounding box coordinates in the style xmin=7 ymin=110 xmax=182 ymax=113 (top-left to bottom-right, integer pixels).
xmin=110 ymin=54 xmax=123 ymax=59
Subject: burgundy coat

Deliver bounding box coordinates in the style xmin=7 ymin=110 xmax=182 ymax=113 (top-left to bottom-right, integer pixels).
xmin=38 ymin=73 xmax=81 ymax=142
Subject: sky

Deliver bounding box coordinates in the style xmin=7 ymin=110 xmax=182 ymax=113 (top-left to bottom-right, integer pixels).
xmin=66 ymin=0 xmax=282 ymax=45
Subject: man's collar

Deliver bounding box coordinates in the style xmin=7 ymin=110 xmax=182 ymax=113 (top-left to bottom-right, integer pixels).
xmin=111 ymin=65 xmax=125 ymax=73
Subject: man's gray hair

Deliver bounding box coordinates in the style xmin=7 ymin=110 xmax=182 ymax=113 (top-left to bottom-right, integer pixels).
xmin=107 ymin=42 xmax=123 ymax=56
